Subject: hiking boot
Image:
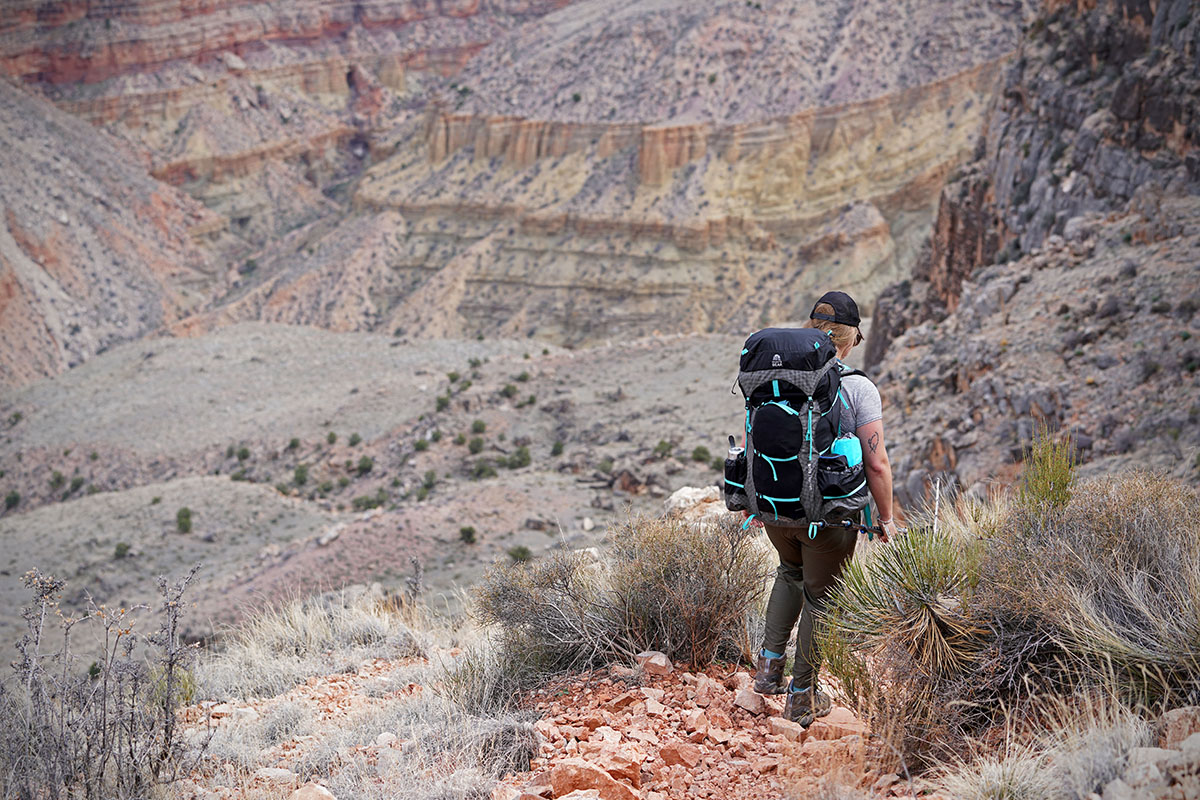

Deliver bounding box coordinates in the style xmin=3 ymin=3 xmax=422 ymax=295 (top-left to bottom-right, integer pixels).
xmin=753 ymin=653 xmax=788 ymax=694
xmin=783 ymin=682 xmax=833 ymax=728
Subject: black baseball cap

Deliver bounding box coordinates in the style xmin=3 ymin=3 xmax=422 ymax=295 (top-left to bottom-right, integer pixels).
xmin=809 ymin=291 xmax=861 ymax=327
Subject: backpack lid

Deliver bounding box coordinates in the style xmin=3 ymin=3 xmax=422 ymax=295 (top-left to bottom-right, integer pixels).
xmin=740 ymin=328 xmax=836 ymax=372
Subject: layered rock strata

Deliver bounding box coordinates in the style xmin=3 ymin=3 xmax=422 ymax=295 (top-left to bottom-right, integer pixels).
xmin=0 ymin=0 xmax=576 ymax=247
xmin=0 ymin=80 xmax=220 ymax=388
xmin=187 ymin=0 xmax=1032 ymax=343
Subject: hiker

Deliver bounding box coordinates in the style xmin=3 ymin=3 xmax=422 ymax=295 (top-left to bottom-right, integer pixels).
xmin=730 ymin=291 xmax=897 ymax=727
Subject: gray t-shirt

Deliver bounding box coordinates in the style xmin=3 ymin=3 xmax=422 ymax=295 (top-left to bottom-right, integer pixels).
xmin=838 ymin=367 xmax=882 ymax=434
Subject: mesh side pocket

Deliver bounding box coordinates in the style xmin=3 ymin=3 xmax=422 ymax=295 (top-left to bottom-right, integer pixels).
xmin=724 ymin=452 xmax=748 ymax=511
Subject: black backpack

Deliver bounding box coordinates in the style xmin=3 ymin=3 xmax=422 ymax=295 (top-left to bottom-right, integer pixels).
xmin=724 ymin=328 xmax=870 ymax=534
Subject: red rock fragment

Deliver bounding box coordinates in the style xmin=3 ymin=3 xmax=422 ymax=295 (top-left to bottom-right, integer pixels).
xmin=659 ymin=741 xmax=703 ymax=768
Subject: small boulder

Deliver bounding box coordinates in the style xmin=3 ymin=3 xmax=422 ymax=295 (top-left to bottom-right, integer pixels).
xmin=375 ymin=731 xmax=398 ymax=747
xmin=733 ymin=687 xmax=766 ymax=715
xmin=290 ymin=784 xmax=335 ymax=800
xmin=1158 ymin=706 xmax=1200 ymax=749
xmin=255 ymin=767 xmax=298 ymax=785
xmin=768 ymin=717 xmax=805 ymax=742
xmin=660 ymin=741 xmax=703 ymax=768
xmin=635 ymin=651 xmax=672 ymax=676
xmin=548 ymin=758 xmax=637 ymax=800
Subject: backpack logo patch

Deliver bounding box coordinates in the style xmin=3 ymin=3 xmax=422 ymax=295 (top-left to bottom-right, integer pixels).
xmin=771 ymin=354 xmax=783 ymax=367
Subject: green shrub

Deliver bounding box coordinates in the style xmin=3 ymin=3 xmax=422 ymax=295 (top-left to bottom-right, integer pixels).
xmin=516 ymin=371 xmax=530 ymax=382
xmin=598 ymin=458 xmax=613 ymax=474
xmin=287 ymin=438 xmax=300 ymax=450
xmin=653 ymin=440 xmax=674 ymax=459
xmin=176 ymin=507 xmax=192 ymax=533
xmin=236 ymin=446 xmax=250 ymax=461
xmin=551 ymin=440 xmax=564 ymax=457
xmin=472 ymin=420 xmax=487 ymax=434
xmin=226 ymin=445 xmax=235 ymax=458
xmin=337 ymin=476 xmax=350 ymax=488
xmin=691 ymin=445 xmax=712 ymax=463
xmin=710 ymin=456 xmax=724 ymax=472
xmin=318 ymin=481 xmax=333 ymax=494
xmin=454 ymin=433 xmax=467 ymax=445
xmin=114 ymin=542 xmax=130 ymax=559
xmin=5 ymin=490 xmax=19 ymax=510
xmin=49 ymin=471 xmax=65 ymax=490
xmin=349 ymin=433 xmax=362 ymax=447
xmin=327 ymin=431 xmax=337 ymax=445
xmin=356 ymin=456 xmax=373 ymax=476
xmin=422 ymin=470 xmax=437 ymax=491
xmin=89 ymin=451 xmax=98 ymax=461
xmin=471 ymin=460 xmax=497 ymax=480
xmin=447 ymin=371 xmax=461 ymax=383
xmin=505 ymin=446 xmax=531 ymax=469
xmin=436 ymin=395 xmax=450 ymax=412
xmin=468 ymin=437 xmax=485 ymax=455
xmin=293 ymin=464 xmax=308 ymax=486
xmin=150 ymin=496 xmax=161 ymax=505
xmin=415 ymin=438 xmax=429 ymax=452
xmin=431 ymin=430 xmax=443 ymax=443
xmin=507 ymin=546 xmax=533 ymax=563
xmin=352 ymin=490 xmax=387 ymax=511
xmin=1017 ymin=425 xmax=1076 ymax=509
xmin=68 ymin=476 xmax=84 ymax=494
xmin=500 ymin=384 xmax=518 ymax=399
xmin=460 ymin=526 xmax=477 ymax=544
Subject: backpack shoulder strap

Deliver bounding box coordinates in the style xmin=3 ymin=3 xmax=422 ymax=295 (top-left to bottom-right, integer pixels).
xmin=837 ymin=364 xmax=869 ymax=381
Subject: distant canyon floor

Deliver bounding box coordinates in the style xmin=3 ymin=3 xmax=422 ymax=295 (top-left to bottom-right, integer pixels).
xmin=0 ymin=324 xmax=788 ymax=661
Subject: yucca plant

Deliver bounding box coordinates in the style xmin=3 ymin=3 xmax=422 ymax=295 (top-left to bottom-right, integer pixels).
xmin=818 ymin=524 xmax=989 ymax=764
xmin=821 ymin=526 xmax=986 ymax=682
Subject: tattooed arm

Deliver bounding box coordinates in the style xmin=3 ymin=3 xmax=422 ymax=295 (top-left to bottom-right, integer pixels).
xmin=856 ymin=419 xmax=894 ymax=531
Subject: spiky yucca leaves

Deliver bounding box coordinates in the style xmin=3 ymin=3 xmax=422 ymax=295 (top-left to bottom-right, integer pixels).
xmin=818 ymin=524 xmax=988 ymax=763
xmin=821 ymin=525 xmax=985 ymax=683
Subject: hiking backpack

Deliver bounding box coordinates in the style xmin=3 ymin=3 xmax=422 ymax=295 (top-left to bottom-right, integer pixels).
xmin=723 ymin=327 xmax=870 ymax=534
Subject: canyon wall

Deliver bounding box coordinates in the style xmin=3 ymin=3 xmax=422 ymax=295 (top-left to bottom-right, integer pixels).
xmin=181 ymin=0 xmax=1032 ymax=345
xmin=0 ymin=0 xmax=577 ymax=250
xmin=866 ymin=0 xmax=1200 ymax=506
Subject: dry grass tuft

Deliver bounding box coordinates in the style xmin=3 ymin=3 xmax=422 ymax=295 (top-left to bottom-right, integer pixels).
xmin=471 ymin=514 xmax=771 ymax=695
xmin=197 ymin=587 xmax=423 ymax=701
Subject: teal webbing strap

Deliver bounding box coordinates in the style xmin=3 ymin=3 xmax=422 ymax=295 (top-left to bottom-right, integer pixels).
xmin=864 ymin=505 xmax=872 ymax=527
xmin=772 ymin=380 xmax=780 ymax=397
xmin=808 ymin=521 xmax=819 ymax=539
xmin=742 ymin=514 xmax=757 ymax=530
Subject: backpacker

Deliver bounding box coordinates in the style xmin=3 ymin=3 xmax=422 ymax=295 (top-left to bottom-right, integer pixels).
xmin=723 ymin=327 xmax=870 ymax=535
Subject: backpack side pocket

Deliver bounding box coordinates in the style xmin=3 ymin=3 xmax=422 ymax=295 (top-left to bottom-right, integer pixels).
xmin=724 ymin=450 xmax=748 ymax=511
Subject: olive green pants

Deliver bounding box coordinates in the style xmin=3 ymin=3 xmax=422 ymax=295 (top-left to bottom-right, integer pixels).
xmin=761 ymin=518 xmax=858 ymax=689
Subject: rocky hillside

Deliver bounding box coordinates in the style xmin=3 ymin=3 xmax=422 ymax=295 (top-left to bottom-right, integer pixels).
xmin=182 ymin=0 xmax=1032 ymax=345
xmin=0 ymin=0 xmax=576 ymax=251
xmin=0 ymin=79 xmax=222 ymax=388
xmin=867 ymin=0 xmax=1200 ymax=507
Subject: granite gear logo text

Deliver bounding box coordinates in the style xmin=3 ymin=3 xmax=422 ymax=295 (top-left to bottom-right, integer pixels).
xmin=772 ymin=353 xmax=783 ymax=367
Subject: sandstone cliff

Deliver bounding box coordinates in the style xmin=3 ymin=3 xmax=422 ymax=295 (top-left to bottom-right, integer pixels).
xmin=0 ymin=79 xmax=220 ymax=389
xmin=181 ymin=0 xmax=1032 ymax=344
xmin=0 ymin=0 xmax=577 ymax=250
xmin=866 ymin=0 xmax=1200 ymax=505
